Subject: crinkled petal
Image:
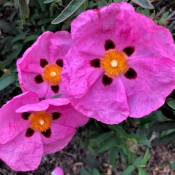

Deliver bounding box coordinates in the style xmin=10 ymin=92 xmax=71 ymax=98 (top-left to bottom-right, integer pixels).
xmin=0 ymin=92 xmax=39 ymax=144
xmin=17 ymin=32 xmax=53 ymax=74
xmin=52 ymin=166 xmax=64 ymax=175
xmin=50 ymin=31 xmax=72 ymax=63
xmin=71 ymin=3 xmax=130 ymax=56
xmin=0 ymin=131 xmax=43 ymax=171
xmin=121 ymin=57 xmax=175 ymax=118
xmin=62 ymin=47 xmax=103 ymax=98
xmin=42 ymin=123 xmax=75 ymax=154
xmin=71 ymin=3 xmax=175 ymax=60
xmin=18 ymin=72 xmax=49 ymax=98
xmin=70 ymin=76 xmax=129 ymax=124
xmin=47 ymin=102 xmax=88 ymax=128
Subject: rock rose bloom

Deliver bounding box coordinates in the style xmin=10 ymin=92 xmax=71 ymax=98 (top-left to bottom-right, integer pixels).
xmin=62 ymin=2 xmax=175 ymax=124
xmin=17 ymin=31 xmax=72 ymax=99
xmin=52 ymin=166 xmax=64 ymax=175
xmin=0 ymin=92 xmax=87 ymax=171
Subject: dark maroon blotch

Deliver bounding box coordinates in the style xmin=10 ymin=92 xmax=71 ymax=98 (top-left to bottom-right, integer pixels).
xmin=105 ymin=40 xmax=115 ymax=50
xmin=90 ymin=59 xmax=101 ymax=68
xmin=102 ymin=74 xmax=113 ymax=86
xmin=51 ymin=85 xmax=59 ymax=93
xmin=123 ymin=46 xmax=135 ymax=56
xmin=22 ymin=112 xmax=30 ymax=120
xmin=125 ymin=68 xmax=137 ymax=79
xmin=40 ymin=59 xmax=48 ymax=68
xmin=25 ymin=128 xmax=35 ymax=137
xmin=34 ymin=74 xmax=43 ymax=83
xmin=52 ymin=112 xmax=61 ymax=120
xmin=42 ymin=128 xmax=51 ymax=138
xmin=56 ymin=59 xmax=63 ymax=67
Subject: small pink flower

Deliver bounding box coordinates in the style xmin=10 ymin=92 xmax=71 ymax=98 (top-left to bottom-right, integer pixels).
xmin=17 ymin=31 xmax=72 ymax=99
xmin=62 ymin=2 xmax=175 ymax=124
xmin=52 ymin=166 xmax=64 ymax=175
xmin=0 ymin=92 xmax=87 ymax=171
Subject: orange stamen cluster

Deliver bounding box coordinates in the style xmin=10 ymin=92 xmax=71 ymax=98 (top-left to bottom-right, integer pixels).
xmin=42 ymin=64 xmax=61 ymax=85
xmin=101 ymin=49 xmax=128 ymax=77
xmin=29 ymin=111 xmax=52 ymax=132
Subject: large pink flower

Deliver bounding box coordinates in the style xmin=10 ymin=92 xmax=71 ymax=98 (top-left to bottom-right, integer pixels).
xmin=17 ymin=31 xmax=72 ymax=99
xmin=62 ymin=2 xmax=175 ymax=124
xmin=0 ymin=92 xmax=87 ymax=171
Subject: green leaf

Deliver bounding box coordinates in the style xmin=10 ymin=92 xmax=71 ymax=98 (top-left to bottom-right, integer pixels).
xmin=140 ymin=148 xmax=150 ymax=165
xmin=132 ymin=0 xmax=154 ymax=9
xmin=152 ymin=131 xmax=175 ymax=146
xmin=138 ymin=167 xmax=147 ymax=175
xmin=92 ymin=168 xmax=100 ymax=175
xmin=19 ymin=0 xmax=30 ymax=20
xmin=109 ymin=148 xmax=118 ymax=165
xmin=52 ymin=94 xmax=62 ymax=98
xmin=44 ymin=0 xmax=55 ymax=3
xmin=51 ymin=0 xmax=86 ymax=24
xmin=80 ymin=168 xmax=91 ymax=175
xmin=97 ymin=137 xmax=117 ymax=153
xmin=0 ymin=74 xmax=17 ymax=91
xmin=170 ymin=160 xmax=175 ymax=170
xmin=120 ymin=156 xmax=143 ymax=175
xmin=167 ymin=98 xmax=175 ymax=110
xmin=150 ymin=121 xmax=175 ymax=132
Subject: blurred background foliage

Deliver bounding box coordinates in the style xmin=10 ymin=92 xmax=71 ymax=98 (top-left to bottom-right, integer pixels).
xmin=0 ymin=0 xmax=175 ymax=174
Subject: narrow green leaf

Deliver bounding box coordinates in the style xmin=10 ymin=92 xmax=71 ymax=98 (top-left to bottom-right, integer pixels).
xmin=92 ymin=168 xmax=100 ymax=175
xmin=51 ymin=0 xmax=86 ymax=24
xmin=138 ymin=167 xmax=147 ymax=175
xmin=132 ymin=0 xmax=154 ymax=9
xmin=52 ymin=94 xmax=62 ymax=98
xmin=44 ymin=0 xmax=55 ymax=3
xmin=80 ymin=168 xmax=91 ymax=175
xmin=14 ymin=0 xmax=19 ymax=8
xmin=152 ymin=131 xmax=175 ymax=146
xmin=140 ymin=148 xmax=150 ymax=165
xmin=150 ymin=121 xmax=175 ymax=132
xmin=97 ymin=137 xmax=117 ymax=153
xmin=109 ymin=148 xmax=118 ymax=165
xmin=0 ymin=74 xmax=17 ymax=91
xmin=19 ymin=0 xmax=30 ymax=19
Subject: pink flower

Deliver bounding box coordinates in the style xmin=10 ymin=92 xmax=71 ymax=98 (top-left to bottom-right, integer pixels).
xmin=17 ymin=31 xmax=72 ymax=99
xmin=52 ymin=166 xmax=64 ymax=175
xmin=0 ymin=92 xmax=87 ymax=171
xmin=62 ymin=2 xmax=175 ymax=124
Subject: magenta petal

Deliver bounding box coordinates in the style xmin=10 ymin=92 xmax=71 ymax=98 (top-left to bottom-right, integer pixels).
xmin=17 ymin=32 xmax=53 ymax=74
xmin=42 ymin=123 xmax=76 ymax=154
xmin=121 ymin=57 xmax=175 ymax=118
xmin=52 ymin=166 xmax=64 ymax=175
xmin=50 ymin=31 xmax=72 ymax=64
xmin=0 ymin=92 xmax=39 ymax=144
xmin=71 ymin=3 xmax=134 ymax=56
xmin=0 ymin=131 xmax=43 ymax=171
xmin=62 ymin=47 xmax=103 ymax=98
xmin=18 ymin=71 xmax=49 ymax=98
xmin=70 ymin=76 xmax=129 ymax=124
xmin=47 ymin=102 xmax=88 ymax=128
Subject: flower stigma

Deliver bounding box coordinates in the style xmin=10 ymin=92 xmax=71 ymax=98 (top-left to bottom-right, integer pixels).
xmin=42 ymin=64 xmax=61 ymax=84
xmin=101 ymin=49 xmax=128 ymax=77
xmin=29 ymin=111 xmax=52 ymax=132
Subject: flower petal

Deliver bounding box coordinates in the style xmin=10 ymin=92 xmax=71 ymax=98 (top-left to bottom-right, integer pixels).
xmin=121 ymin=57 xmax=175 ymax=118
xmin=47 ymin=102 xmax=88 ymax=128
xmin=42 ymin=123 xmax=75 ymax=154
xmin=49 ymin=31 xmax=72 ymax=64
xmin=17 ymin=32 xmax=53 ymax=74
xmin=62 ymin=48 xmax=103 ymax=98
xmin=0 ymin=131 xmax=43 ymax=171
xmin=0 ymin=92 xmax=39 ymax=144
xmin=52 ymin=166 xmax=64 ymax=175
xmin=18 ymin=72 xmax=49 ymax=98
xmin=70 ymin=76 xmax=129 ymax=124
xmin=71 ymin=3 xmax=134 ymax=56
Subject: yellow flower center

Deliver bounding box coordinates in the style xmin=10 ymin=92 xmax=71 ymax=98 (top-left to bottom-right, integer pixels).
xmin=29 ymin=111 xmax=52 ymax=132
xmin=42 ymin=64 xmax=61 ymax=85
xmin=101 ymin=49 xmax=128 ymax=77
